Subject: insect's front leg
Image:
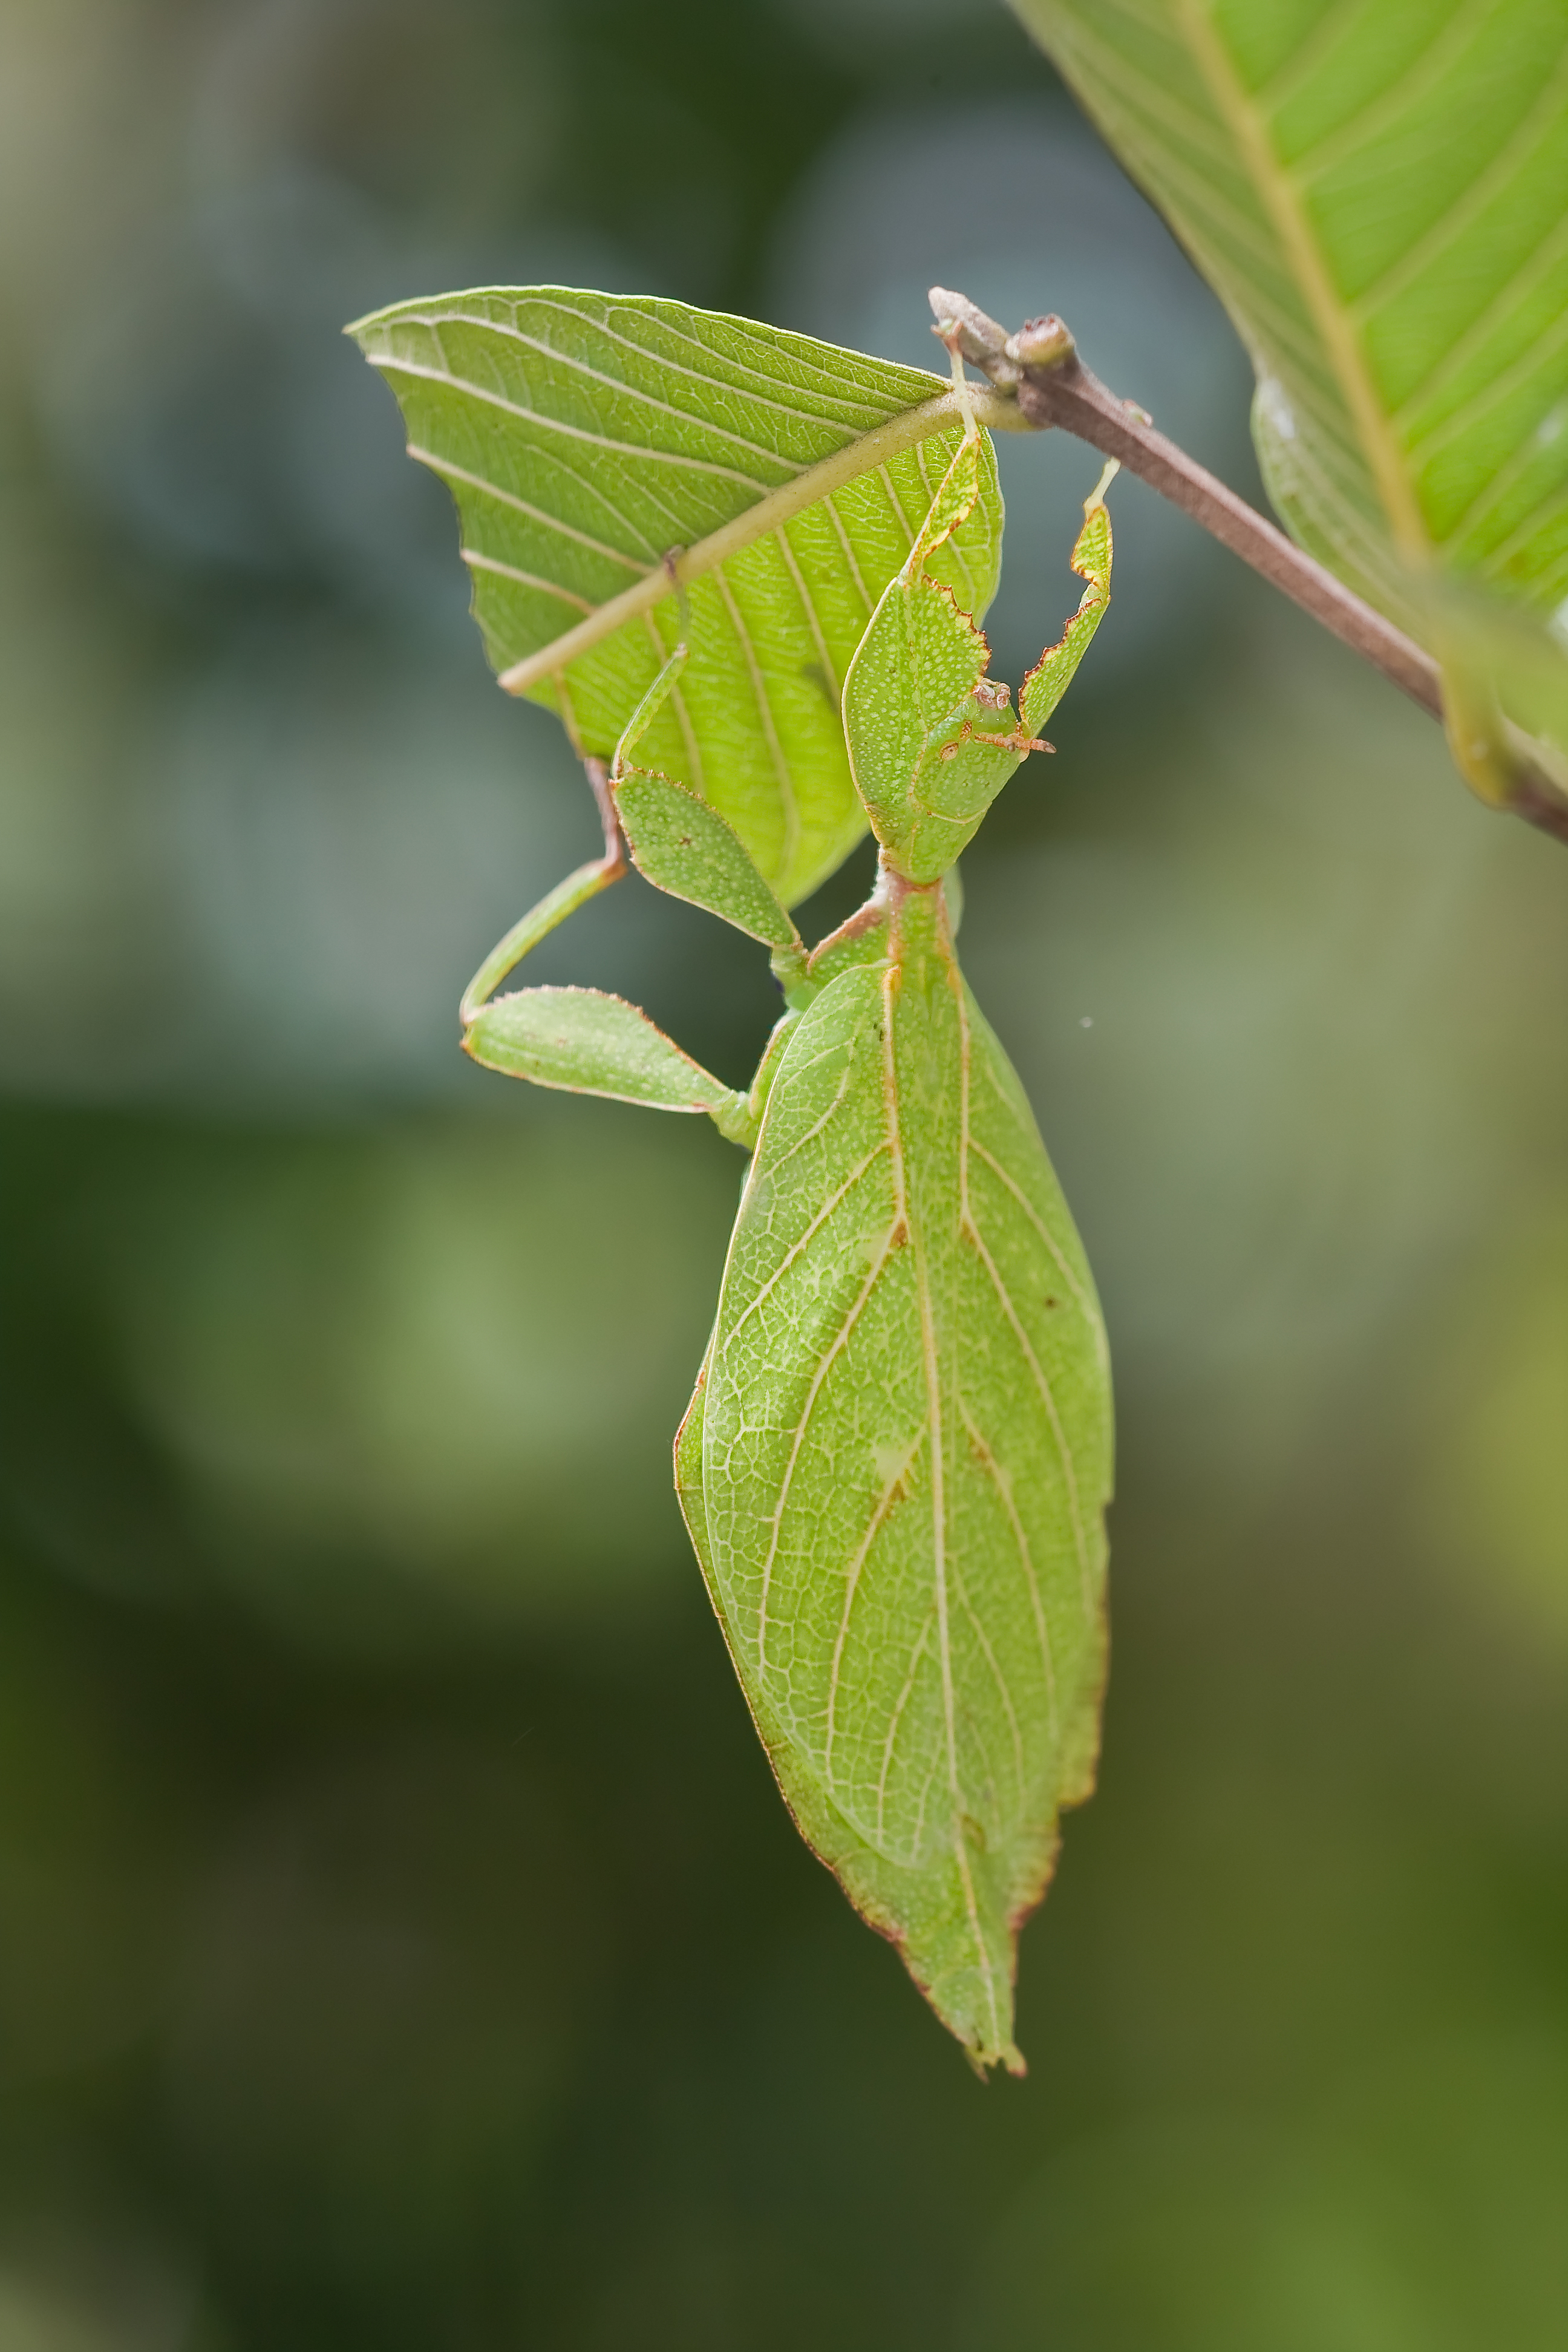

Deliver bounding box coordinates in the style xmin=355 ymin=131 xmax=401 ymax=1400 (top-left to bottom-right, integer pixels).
xmin=460 ymin=670 xmax=756 ymax=1132
xmin=463 ymin=639 xmax=707 ymax=1027
xmin=460 ymin=755 xmax=625 ymax=1027
xmin=934 ymin=677 xmax=1056 ymax=765
xmin=1018 ymin=462 xmax=1118 ymax=739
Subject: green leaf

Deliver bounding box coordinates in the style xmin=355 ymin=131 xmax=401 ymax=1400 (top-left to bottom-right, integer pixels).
xmin=679 ymin=887 xmax=1112 ymax=2073
xmin=1010 ymin=0 xmax=1568 ymax=649
xmin=464 ymin=985 xmax=743 ymax=1128
xmin=348 ymin=287 xmax=1012 ymax=904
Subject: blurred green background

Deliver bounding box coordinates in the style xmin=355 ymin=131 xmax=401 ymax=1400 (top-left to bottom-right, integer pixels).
xmin=1 ymin=1 xmax=1565 ymax=2345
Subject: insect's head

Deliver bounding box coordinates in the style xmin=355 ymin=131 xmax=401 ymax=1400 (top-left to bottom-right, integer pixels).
xmin=970 ymin=677 xmax=1014 ymax=719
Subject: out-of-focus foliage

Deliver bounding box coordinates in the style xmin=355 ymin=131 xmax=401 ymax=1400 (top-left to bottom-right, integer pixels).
xmin=103 ymin=1116 xmax=737 ymax=1638
xmin=966 ymin=2046 xmax=1568 ymax=2351
xmin=1011 ymin=0 xmax=1568 ymax=780
xmin=0 ymin=0 xmax=1564 ymax=2345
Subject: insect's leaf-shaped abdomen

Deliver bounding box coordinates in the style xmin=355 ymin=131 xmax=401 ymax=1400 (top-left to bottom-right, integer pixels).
xmin=694 ymin=894 xmax=1111 ymax=2071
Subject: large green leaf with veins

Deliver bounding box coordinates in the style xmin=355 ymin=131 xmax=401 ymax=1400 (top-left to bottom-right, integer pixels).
xmin=349 ymin=289 xmax=1009 ymax=904
xmin=1011 ymin=0 xmax=1568 ymax=666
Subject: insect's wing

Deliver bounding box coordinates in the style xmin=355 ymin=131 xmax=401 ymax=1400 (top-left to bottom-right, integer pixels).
xmin=696 ymin=949 xmax=1111 ymax=2072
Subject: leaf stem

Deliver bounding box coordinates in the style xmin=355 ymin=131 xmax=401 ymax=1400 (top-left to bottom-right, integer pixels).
xmin=929 ymin=290 xmax=1568 ymax=848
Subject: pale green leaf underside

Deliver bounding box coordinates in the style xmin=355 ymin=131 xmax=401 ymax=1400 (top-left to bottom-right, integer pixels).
xmin=349 ymin=288 xmax=1005 ymax=904
xmin=1013 ymin=0 xmax=1568 ymax=639
xmin=682 ymin=935 xmax=1111 ymax=2072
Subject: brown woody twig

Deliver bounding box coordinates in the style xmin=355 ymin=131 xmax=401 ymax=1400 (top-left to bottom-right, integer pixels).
xmin=929 ymin=288 xmax=1568 ymax=849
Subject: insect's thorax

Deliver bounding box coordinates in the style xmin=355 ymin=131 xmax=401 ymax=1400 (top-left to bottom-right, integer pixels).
xmin=885 ymin=869 xmax=955 ymax=984
xmin=881 ymin=878 xmax=967 ymax=1265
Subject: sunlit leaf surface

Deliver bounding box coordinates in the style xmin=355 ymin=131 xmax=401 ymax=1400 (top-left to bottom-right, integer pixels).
xmin=350 ymin=289 xmax=1005 ymax=903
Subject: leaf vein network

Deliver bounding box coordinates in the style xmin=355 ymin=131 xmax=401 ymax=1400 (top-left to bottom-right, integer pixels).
xmin=368 ymin=355 xmax=777 ymax=491
xmin=405 ymin=448 xmax=651 ymax=570
xmin=393 ymin=305 xmax=841 ymax=472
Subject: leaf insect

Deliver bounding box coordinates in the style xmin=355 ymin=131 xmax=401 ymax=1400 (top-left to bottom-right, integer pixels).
xmin=462 ymin=370 xmax=1117 ymax=2074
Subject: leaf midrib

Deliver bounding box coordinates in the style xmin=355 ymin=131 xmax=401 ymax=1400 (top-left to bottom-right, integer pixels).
xmin=490 ymin=385 xmax=1024 ymax=697
xmin=1174 ymin=0 xmax=1431 ymax=560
